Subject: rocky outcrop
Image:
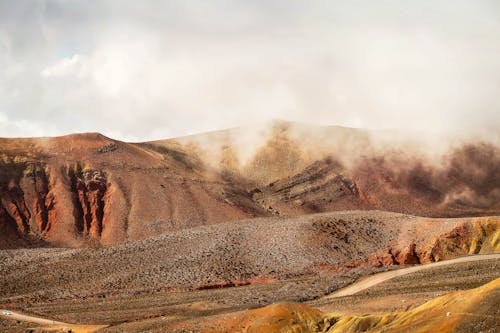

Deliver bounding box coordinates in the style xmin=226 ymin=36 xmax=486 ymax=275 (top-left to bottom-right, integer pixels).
xmin=428 ymin=218 xmax=500 ymax=261
xmin=68 ymin=165 xmax=108 ymax=240
xmin=395 ymin=242 xmax=421 ymax=265
xmin=26 ymin=163 xmax=53 ymax=235
xmin=368 ymin=218 xmax=499 ymax=268
xmin=368 ymin=247 xmax=398 ymax=267
xmin=0 ymin=175 xmax=31 ymax=235
xmin=0 ymin=159 xmax=110 ymax=246
xmin=257 ymin=158 xmax=368 ymax=215
xmin=0 ymin=160 xmax=54 ymax=246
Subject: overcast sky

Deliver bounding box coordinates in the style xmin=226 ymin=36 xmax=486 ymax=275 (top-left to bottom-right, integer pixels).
xmin=0 ymin=1 xmax=499 ymax=141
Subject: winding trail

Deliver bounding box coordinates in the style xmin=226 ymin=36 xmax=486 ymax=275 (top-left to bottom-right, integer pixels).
xmin=0 ymin=310 xmax=66 ymax=326
xmin=0 ymin=309 xmax=106 ymax=333
xmin=323 ymin=253 xmax=500 ymax=300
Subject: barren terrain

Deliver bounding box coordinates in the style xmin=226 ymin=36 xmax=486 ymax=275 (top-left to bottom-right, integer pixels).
xmin=1 ymin=123 xmax=499 ymax=332
xmin=1 ymin=211 xmax=497 ymax=303
xmin=1 ymin=256 xmax=498 ymax=332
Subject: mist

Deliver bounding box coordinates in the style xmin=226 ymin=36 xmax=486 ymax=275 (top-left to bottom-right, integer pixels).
xmin=1 ymin=1 xmax=500 ymax=141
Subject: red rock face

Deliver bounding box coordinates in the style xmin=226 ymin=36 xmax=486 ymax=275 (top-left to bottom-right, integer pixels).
xmin=395 ymin=242 xmax=421 ymax=265
xmin=5 ymin=182 xmax=31 ymax=235
xmin=0 ymin=162 xmax=54 ymax=241
xmin=382 ymin=243 xmax=425 ymax=267
xmin=69 ymin=167 xmax=108 ymax=240
xmin=28 ymin=165 xmax=52 ymax=234
xmin=1 ymin=167 xmax=28 ymax=235
xmin=427 ymin=223 xmax=472 ymax=262
xmin=366 ymin=219 xmax=498 ymax=270
xmin=0 ymin=160 xmax=109 ymax=246
xmin=0 ymin=208 xmax=30 ymax=249
xmin=369 ymin=247 xmax=398 ymax=267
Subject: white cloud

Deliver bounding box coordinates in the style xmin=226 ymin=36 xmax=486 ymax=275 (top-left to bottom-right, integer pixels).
xmin=0 ymin=111 xmax=8 ymax=122
xmin=41 ymin=54 xmax=86 ymax=78
xmin=0 ymin=113 xmax=58 ymax=138
xmin=1 ymin=1 xmax=500 ymax=140
xmin=0 ymin=30 xmax=10 ymax=55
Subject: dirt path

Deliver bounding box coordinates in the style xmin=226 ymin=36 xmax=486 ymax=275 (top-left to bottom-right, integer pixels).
xmin=0 ymin=309 xmax=107 ymax=333
xmin=0 ymin=310 xmax=67 ymax=326
xmin=323 ymin=253 xmax=500 ymax=300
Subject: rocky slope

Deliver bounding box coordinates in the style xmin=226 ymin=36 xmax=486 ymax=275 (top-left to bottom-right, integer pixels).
xmin=0 ymin=212 xmax=498 ymax=303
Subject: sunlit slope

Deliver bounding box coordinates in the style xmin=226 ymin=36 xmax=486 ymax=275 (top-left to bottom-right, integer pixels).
xmin=325 ymin=277 xmax=500 ymax=333
xmin=200 ymin=277 xmax=500 ymax=333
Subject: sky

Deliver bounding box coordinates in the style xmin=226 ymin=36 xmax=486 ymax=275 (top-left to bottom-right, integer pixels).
xmin=0 ymin=0 xmax=499 ymax=141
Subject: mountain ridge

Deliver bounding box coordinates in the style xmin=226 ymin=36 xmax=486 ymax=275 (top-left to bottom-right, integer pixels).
xmin=1 ymin=122 xmax=500 ymax=248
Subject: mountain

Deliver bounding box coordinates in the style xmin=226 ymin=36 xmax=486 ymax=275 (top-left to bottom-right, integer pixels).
xmin=0 ymin=133 xmax=266 ymax=248
xmin=1 ymin=121 xmax=500 ymax=248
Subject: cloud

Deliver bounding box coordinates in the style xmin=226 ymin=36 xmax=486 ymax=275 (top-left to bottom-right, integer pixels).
xmin=0 ymin=111 xmax=59 ymax=137
xmin=41 ymin=54 xmax=86 ymax=78
xmin=0 ymin=1 xmax=500 ymax=141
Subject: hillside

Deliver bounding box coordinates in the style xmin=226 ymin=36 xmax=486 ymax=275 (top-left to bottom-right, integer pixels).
xmin=1 ymin=122 xmax=500 ymax=248
xmin=0 ymin=133 xmax=267 ymax=248
xmin=1 ymin=211 xmax=498 ymax=304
